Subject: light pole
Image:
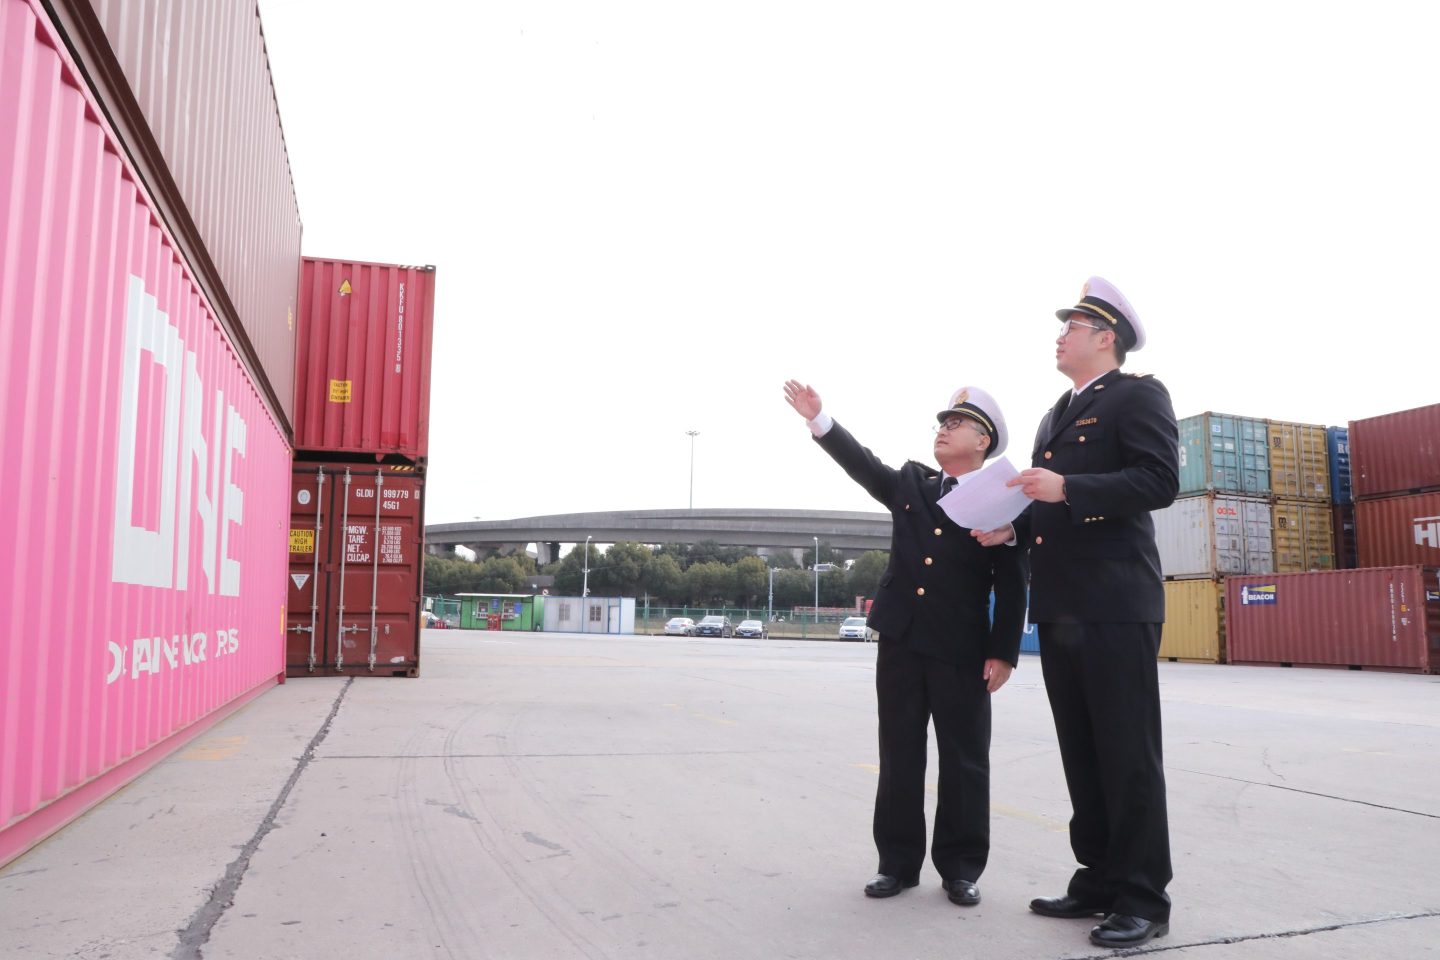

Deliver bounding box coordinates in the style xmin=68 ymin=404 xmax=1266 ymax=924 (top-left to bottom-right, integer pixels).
xmin=582 ymin=535 xmax=592 ymax=599
xmin=812 ymin=536 xmax=819 ymax=624
xmin=686 ymin=430 xmax=699 ymax=509
xmin=767 ymin=567 xmax=775 ymax=623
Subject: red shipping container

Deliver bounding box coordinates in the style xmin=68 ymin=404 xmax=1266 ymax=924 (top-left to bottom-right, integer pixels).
xmin=1355 ymin=491 xmax=1440 ymax=568
xmin=294 ymin=259 xmax=436 ymax=461
xmin=46 ymin=0 xmax=303 ymax=430
xmin=1227 ymin=567 xmax=1440 ymax=673
xmin=287 ymin=462 xmax=426 ymax=677
xmin=1348 ymin=403 xmax=1440 ymax=500
xmin=1332 ymin=503 xmax=1357 ymax=570
xmin=1 ymin=0 xmax=290 ymax=865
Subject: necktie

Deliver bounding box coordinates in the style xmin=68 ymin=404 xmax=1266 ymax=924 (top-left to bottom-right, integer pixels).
xmin=940 ymin=476 xmax=957 ymax=498
xmin=1052 ymin=390 xmax=1082 ymax=430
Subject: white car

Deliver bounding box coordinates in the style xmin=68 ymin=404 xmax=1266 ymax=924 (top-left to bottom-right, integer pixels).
xmin=838 ymin=616 xmax=869 ymax=640
xmin=663 ymin=617 xmax=697 ymax=636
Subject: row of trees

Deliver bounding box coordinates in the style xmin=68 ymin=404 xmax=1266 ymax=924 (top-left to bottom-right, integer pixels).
xmin=423 ymin=541 xmax=891 ymax=609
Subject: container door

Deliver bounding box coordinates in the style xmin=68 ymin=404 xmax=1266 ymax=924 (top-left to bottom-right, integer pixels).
xmin=325 ymin=469 xmax=423 ymax=676
xmin=287 ymin=467 xmax=329 ymax=672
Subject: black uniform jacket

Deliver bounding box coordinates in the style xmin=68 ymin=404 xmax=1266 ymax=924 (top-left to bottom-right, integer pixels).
xmin=816 ymin=421 xmax=1027 ymax=666
xmin=1015 ymin=370 xmax=1180 ymax=624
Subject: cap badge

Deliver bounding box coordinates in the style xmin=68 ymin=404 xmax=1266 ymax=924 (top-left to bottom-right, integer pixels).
xmin=953 ymin=389 xmax=969 ymax=406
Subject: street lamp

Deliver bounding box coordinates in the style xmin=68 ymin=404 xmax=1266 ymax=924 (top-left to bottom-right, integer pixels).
xmin=582 ymin=535 xmax=592 ymax=598
xmin=686 ymin=430 xmax=699 ymax=509
xmin=813 ymin=536 xmax=819 ymax=624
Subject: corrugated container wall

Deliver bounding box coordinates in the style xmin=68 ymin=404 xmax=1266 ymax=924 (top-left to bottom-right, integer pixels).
xmin=1177 ymin=413 xmax=1270 ymax=497
xmin=1266 ymin=420 xmax=1329 ymax=500
xmin=1349 ymin=403 xmax=1440 ymax=500
xmin=1 ymin=0 xmax=290 ymax=864
xmin=1159 ymin=580 xmax=1225 ymax=662
xmin=1332 ymin=504 xmax=1358 ymax=569
xmin=48 ymin=0 xmax=302 ymax=430
xmin=1355 ymin=492 xmax=1440 ymax=569
xmin=1226 ymin=568 xmax=1440 ymax=673
xmin=1327 ymin=426 xmax=1352 ymax=505
xmin=1154 ymin=494 xmax=1274 ymax=579
xmin=1271 ymin=499 xmax=1335 ymax=573
xmin=294 ymin=259 xmax=437 ymax=461
xmin=287 ymin=463 xmax=426 ymax=677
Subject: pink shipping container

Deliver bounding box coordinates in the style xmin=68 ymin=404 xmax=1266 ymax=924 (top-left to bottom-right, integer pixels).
xmin=294 ymin=258 xmax=437 ymax=461
xmin=1348 ymin=403 xmax=1440 ymax=500
xmin=1226 ymin=568 xmax=1440 ymax=673
xmin=1355 ymin=491 xmax=1440 ymax=569
xmin=44 ymin=0 xmax=303 ymax=431
xmin=0 ymin=0 xmax=291 ymax=865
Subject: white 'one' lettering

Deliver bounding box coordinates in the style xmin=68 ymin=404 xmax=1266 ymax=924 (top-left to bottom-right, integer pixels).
xmin=111 ymin=275 xmax=246 ymax=595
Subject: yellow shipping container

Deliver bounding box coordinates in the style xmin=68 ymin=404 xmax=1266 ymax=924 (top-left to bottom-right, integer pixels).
xmin=1272 ymin=498 xmax=1335 ymax=572
xmin=1267 ymin=420 xmax=1330 ymax=500
xmin=1160 ymin=579 xmax=1225 ymax=663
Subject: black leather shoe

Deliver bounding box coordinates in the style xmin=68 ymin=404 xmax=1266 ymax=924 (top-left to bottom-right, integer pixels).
xmin=1029 ymin=894 xmax=1109 ymax=919
xmin=864 ymin=874 xmax=919 ymax=898
xmin=1090 ymin=913 xmax=1169 ymax=947
xmin=942 ymin=878 xmax=980 ymax=906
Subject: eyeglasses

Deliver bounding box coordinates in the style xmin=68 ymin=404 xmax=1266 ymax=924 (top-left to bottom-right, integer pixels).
xmin=1058 ymin=317 xmax=1106 ymax=337
xmin=932 ymin=417 xmax=985 ymax=435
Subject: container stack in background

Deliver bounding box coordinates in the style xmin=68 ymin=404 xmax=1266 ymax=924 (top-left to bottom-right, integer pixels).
xmin=1153 ymin=413 xmax=1338 ymax=662
xmin=285 ymin=259 xmax=437 ymax=678
xmin=1 ymin=0 xmax=300 ymax=865
xmin=1153 ymin=413 xmax=1273 ymax=662
xmin=1226 ymin=403 xmax=1440 ymax=672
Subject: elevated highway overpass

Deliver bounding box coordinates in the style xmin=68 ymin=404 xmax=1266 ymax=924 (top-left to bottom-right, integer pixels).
xmin=426 ymin=508 xmax=892 ymax=564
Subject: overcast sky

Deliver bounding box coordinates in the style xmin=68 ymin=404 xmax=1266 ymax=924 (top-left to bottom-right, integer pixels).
xmin=258 ymin=1 xmax=1439 ymax=527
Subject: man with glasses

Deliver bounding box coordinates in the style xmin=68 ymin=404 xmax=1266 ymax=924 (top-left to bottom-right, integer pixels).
xmin=978 ymin=277 xmax=1179 ymax=947
xmin=782 ymin=379 xmax=1027 ymax=907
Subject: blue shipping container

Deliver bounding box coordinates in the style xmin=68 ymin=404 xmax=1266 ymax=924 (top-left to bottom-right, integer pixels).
xmin=1327 ymin=426 xmax=1352 ymax=505
xmin=1178 ymin=413 xmax=1271 ymax=497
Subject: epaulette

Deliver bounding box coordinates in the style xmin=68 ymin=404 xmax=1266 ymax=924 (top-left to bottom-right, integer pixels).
xmin=1120 ymin=372 xmax=1155 ymax=380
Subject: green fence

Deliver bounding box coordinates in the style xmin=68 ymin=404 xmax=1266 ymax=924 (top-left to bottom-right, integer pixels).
xmin=636 ymin=606 xmax=867 ymax=641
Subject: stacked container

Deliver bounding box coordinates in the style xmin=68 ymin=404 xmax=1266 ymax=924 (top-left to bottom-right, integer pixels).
xmin=287 ymin=258 xmax=437 ymax=678
xmin=1349 ymin=404 xmax=1440 ymax=572
xmin=1 ymin=0 xmax=297 ymax=865
xmin=1268 ymin=419 xmax=1336 ymax=573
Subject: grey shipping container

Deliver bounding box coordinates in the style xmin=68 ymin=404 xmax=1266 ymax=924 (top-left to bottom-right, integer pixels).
xmin=1154 ymin=493 xmax=1274 ymax=579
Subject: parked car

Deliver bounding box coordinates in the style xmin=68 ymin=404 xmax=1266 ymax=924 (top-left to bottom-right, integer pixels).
xmin=734 ymin=619 xmax=767 ymax=639
xmin=695 ymin=615 xmax=734 ymax=637
xmin=838 ymin=616 xmax=869 ymax=640
xmin=663 ymin=617 xmax=697 ymax=636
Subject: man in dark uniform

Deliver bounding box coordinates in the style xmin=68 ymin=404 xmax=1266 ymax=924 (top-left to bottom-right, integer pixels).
xmin=783 ymin=379 xmax=1027 ymax=906
xmin=983 ymin=277 xmax=1179 ymax=947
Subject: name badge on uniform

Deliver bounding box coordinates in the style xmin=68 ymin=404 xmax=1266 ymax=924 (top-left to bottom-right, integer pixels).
xmin=1074 ymin=416 xmax=1098 ymax=427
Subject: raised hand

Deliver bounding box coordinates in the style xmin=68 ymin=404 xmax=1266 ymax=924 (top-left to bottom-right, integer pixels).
xmin=783 ymin=380 xmax=822 ymax=421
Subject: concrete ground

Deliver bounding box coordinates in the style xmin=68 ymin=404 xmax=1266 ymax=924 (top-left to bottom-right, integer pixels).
xmin=3 ymin=630 xmax=1438 ymax=960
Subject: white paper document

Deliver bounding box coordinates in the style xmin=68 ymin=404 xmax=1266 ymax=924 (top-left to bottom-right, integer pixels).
xmin=938 ymin=456 xmax=1031 ymax=531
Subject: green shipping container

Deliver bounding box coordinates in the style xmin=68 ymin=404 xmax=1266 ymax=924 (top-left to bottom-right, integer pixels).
xmin=1177 ymin=413 xmax=1271 ymax=497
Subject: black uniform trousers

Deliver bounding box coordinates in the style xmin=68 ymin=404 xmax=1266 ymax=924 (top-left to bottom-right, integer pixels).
xmin=873 ymin=639 xmax=992 ymax=884
xmin=1038 ymin=621 xmax=1172 ymax=922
